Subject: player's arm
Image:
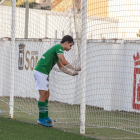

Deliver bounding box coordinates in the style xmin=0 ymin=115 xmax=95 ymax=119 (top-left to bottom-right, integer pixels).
xmin=58 ymin=54 xmax=81 ymax=71
xmin=57 ymin=60 xmax=78 ymax=76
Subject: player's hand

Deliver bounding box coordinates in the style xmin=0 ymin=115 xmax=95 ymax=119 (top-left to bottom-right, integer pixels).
xmin=73 ymin=71 xmax=78 ymax=76
xmin=39 ymin=37 xmax=49 ymax=41
xmin=75 ymin=67 xmax=81 ymax=71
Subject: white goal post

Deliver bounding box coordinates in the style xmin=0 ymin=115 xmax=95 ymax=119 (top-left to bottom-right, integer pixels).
xmin=10 ymin=0 xmax=16 ymax=118
xmin=80 ymin=0 xmax=87 ymax=134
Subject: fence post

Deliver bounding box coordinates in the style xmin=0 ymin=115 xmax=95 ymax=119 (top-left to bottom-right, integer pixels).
xmin=24 ymin=0 xmax=29 ymax=38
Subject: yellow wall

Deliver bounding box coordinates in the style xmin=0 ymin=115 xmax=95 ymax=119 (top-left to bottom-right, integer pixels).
xmin=87 ymin=0 xmax=108 ymax=17
xmin=51 ymin=0 xmax=73 ymax=12
xmin=51 ymin=0 xmax=108 ymax=17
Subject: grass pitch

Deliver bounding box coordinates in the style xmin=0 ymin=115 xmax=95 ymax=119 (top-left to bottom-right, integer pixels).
xmin=0 ymin=98 xmax=140 ymax=140
xmin=0 ymin=117 xmax=95 ymax=140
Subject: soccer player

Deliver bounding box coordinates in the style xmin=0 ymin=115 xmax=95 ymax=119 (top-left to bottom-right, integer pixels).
xmin=33 ymin=35 xmax=80 ymax=127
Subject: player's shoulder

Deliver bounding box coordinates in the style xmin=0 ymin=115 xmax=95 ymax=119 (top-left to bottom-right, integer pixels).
xmin=52 ymin=44 xmax=63 ymax=51
xmin=53 ymin=44 xmax=62 ymax=48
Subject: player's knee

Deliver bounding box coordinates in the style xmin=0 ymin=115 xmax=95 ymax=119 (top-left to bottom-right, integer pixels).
xmin=39 ymin=91 xmax=47 ymax=100
xmin=46 ymin=91 xmax=49 ymax=100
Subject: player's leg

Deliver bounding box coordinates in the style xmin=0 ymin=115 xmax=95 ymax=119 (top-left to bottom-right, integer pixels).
xmin=44 ymin=89 xmax=52 ymax=124
xmin=45 ymin=90 xmax=49 ymax=119
xmin=37 ymin=90 xmax=52 ymax=127
xmin=38 ymin=90 xmax=47 ymax=120
xmin=33 ymin=70 xmax=52 ymax=127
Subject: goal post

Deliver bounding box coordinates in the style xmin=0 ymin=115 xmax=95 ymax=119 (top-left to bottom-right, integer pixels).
xmin=10 ymin=0 xmax=16 ymax=118
xmin=80 ymin=0 xmax=87 ymax=134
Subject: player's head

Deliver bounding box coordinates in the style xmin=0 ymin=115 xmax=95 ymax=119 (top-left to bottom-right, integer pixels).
xmin=60 ymin=35 xmax=74 ymax=51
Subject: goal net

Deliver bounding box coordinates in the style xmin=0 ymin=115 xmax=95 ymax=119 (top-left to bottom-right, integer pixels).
xmin=0 ymin=0 xmax=140 ymax=135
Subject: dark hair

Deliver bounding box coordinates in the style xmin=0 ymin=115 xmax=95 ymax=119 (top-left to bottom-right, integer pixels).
xmin=60 ymin=35 xmax=74 ymax=44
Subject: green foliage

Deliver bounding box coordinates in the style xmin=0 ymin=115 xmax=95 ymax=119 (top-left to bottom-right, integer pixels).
xmin=2 ymin=0 xmax=51 ymax=10
xmin=18 ymin=1 xmax=39 ymax=8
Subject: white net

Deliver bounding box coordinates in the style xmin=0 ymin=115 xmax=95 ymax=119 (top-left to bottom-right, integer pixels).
xmin=0 ymin=0 xmax=140 ymax=136
xmin=0 ymin=0 xmax=82 ymax=129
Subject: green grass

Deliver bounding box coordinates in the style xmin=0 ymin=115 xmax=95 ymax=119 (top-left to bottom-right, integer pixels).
xmin=0 ymin=117 xmax=95 ymax=140
xmin=1 ymin=98 xmax=140 ymax=140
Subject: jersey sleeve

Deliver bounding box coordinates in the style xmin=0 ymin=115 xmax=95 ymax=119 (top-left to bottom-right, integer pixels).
xmin=55 ymin=45 xmax=64 ymax=55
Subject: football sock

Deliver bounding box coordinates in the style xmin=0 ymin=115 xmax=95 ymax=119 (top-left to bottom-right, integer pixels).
xmin=45 ymin=100 xmax=48 ymax=118
xmin=38 ymin=101 xmax=46 ymax=119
